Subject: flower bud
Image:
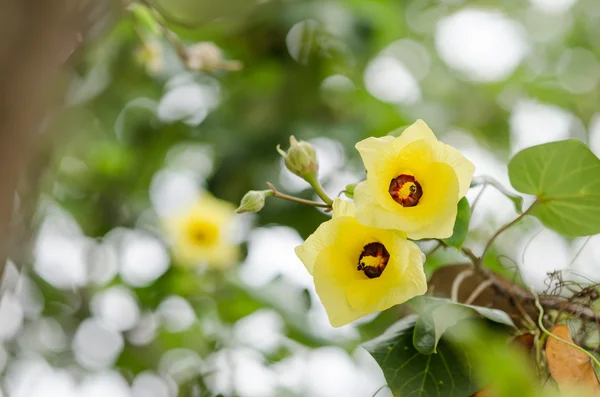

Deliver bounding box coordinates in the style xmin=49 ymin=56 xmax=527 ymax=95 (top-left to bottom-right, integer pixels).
xmin=235 ymin=190 xmax=271 ymax=214
xmin=277 ymin=136 xmax=319 ymax=179
xmin=344 ymin=183 xmax=356 ymax=199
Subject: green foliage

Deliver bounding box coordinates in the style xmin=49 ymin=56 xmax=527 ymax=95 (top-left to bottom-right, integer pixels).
xmin=412 ymin=297 xmax=515 ymax=355
xmin=442 ymin=198 xmax=471 ymax=249
xmin=508 ymin=139 xmax=600 ymax=236
xmin=364 ymin=315 xmax=479 ymax=397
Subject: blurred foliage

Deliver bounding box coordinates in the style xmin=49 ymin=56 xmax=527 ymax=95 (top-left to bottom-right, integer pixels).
xmin=9 ymin=0 xmax=600 ymax=396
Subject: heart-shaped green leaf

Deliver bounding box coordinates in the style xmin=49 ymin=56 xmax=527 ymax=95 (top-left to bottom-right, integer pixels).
xmin=363 ymin=316 xmax=479 ymax=397
xmin=443 ymin=198 xmax=471 ymax=249
xmin=508 ymin=139 xmax=600 ymax=236
xmin=412 ymin=297 xmax=515 ymax=355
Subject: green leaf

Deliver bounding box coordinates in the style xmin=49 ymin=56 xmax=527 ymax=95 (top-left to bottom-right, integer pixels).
xmin=363 ymin=315 xmax=479 ymax=397
xmin=442 ymin=198 xmax=471 ymax=249
xmin=508 ymin=139 xmax=600 ymax=236
xmin=412 ymin=297 xmax=515 ymax=355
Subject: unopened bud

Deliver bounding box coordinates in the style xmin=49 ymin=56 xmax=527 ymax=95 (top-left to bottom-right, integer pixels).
xmin=277 ymin=136 xmax=319 ymax=179
xmin=235 ymin=190 xmax=271 ymax=214
xmin=344 ymin=184 xmax=356 ymax=199
xmin=186 ymin=42 xmax=243 ymax=72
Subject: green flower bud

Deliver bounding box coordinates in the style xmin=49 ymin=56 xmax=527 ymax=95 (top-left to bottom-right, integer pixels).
xmin=277 ymin=136 xmax=319 ymax=179
xmin=235 ymin=190 xmax=271 ymax=213
xmin=344 ymin=183 xmax=356 ymax=199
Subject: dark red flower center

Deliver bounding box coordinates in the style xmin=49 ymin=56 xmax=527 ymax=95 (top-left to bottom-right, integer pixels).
xmin=357 ymin=242 xmax=390 ymax=279
xmin=389 ymin=174 xmax=423 ymax=207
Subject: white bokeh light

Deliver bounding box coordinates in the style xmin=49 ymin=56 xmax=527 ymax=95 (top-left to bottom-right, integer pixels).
xmin=436 ymin=9 xmax=528 ymax=82
xmin=132 ymin=371 xmax=171 ymax=397
xmin=157 ymin=296 xmax=196 ymax=333
xmin=127 ymin=311 xmax=158 ymax=346
xmin=0 ymin=292 xmax=23 ymax=341
xmin=206 ymin=348 xmax=276 ymax=397
xmin=150 ymin=169 xmax=200 ymax=217
xmin=286 ymin=20 xmax=319 ymax=64
xmin=240 ymin=226 xmax=311 ymax=289
xmin=91 ymin=286 xmax=141 ymax=332
xmin=78 ymin=371 xmax=131 ymax=397
xmin=509 ymin=99 xmax=572 ymax=154
xmin=320 ymin=74 xmax=355 ymax=95
xmin=364 ymin=56 xmax=421 ymax=104
xmin=119 ymin=230 xmax=170 ymax=288
xmin=157 ymin=77 xmax=220 ymax=126
xmin=86 ymin=242 xmax=119 ymax=287
xmin=73 ymin=318 xmax=124 ymax=370
xmin=233 ymin=309 xmax=284 ymax=354
xmin=379 ymin=39 xmax=431 ymax=81
xmin=590 ymin=113 xmax=600 ymax=157
xmin=556 ymin=48 xmax=600 ymax=94
xmin=34 ymin=207 xmax=90 ymax=289
xmin=530 ymin=0 xmax=578 ymax=13
xmin=159 ymin=348 xmax=203 ymax=385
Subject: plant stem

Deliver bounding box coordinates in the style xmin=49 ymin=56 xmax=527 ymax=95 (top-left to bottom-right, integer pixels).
xmin=477 ymin=200 xmax=538 ymax=269
xmin=304 ymin=174 xmax=334 ymax=206
xmin=436 ymin=239 xmax=479 ymax=265
xmin=266 ymin=182 xmax=332 ymax=209
xmin=533 ymin=292 xmax=600 ymax=369
xmin=471 ymin=175 xmax=523 ymax=212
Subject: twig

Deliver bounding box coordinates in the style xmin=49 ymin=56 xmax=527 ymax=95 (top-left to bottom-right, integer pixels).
xmin=266 ymin=182 xmax=332 ymax=209
xmin=437 ymin=240 xmax=479 ymax=265
xmin=425 ymin=242 xmax=442 ymax=257
xmin=372 ymin=385 xmax=390 ymax=397
xmin=478 ymin=200 xmax=539 ymax=269
xmin=451 ymin=269 xmax=474 ymax=302
xmin=471 ymin=175 xmax=523 ymax=212
xmin=534 ymin=291 xmax=600 ymax=369
xmin=138 ymin=0 xmax=189 ymax=63
xmin=470 ymin=183 xmax=487 ymax=215
xmin=465 ymin=279 xmax=494 ymax=305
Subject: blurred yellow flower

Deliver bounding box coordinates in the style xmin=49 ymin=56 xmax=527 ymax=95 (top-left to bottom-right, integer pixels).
xmin=165 ymin=194 xmax=239 ymax=269
xmin=135 ymin=38 xmax=163 ymax=75
xmin=354 ymin=120 xmax=475 ymax=240
xmin=295 ymin=200 xmax=427 ymax=327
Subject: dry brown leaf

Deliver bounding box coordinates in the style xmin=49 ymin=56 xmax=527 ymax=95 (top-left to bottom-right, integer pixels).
xmin=546 ymin=324 xmax=600 ymax=395
xmin=471 ymin=388 xmax=493 ymax=396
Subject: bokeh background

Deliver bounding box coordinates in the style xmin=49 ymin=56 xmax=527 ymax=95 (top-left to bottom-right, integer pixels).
xmin=2 ymin=0 xmax=600 ymax=396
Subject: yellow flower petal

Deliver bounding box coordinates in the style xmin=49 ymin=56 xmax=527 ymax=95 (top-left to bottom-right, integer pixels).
xmin=354 ymin=120 xmax=472 ymax=240
xmin=396 ymin=119 xmax=437 ymax=142
xmin=164 ymin=193 xmax=239 ymax=268
xmin=355 ymin=160 xmax=459 ymax=239
xmin=300 ymin=215 xmax=427 ymax=328
xmin=295 ymin=199 xmax=357 ymax=274
xmin=295 ymin=219 xmax=338 ymax=274
xmin=431 ymin=142 xmax=475 ymax=198
xmin=332 ymin=198 xmax=355 ymax=218
xmin=345 ymin=241 xmax=426 ymax=312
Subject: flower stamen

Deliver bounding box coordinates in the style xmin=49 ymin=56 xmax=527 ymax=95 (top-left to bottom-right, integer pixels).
xmin=389 ymin=174 xmax=423 ymax=207
xmin=357 ymin=242 xmax=390 ymax=279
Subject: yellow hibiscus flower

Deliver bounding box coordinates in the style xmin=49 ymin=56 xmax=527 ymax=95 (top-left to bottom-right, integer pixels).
xmin=165 ymin=193 xmax=239 ymax=269
xmin=295 ymin=199 xmax=427 ymax=327
xmin=354 ymin=119 xmax=475 ymax=240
